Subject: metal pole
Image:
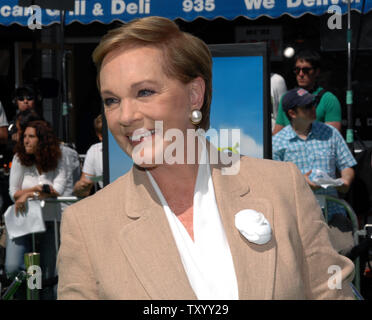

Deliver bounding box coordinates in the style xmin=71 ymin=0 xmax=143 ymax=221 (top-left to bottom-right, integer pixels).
xmin=24 ymin=252 xmax=40 ymax=300
xmin=60 ymin=10 xmax=69 ymax=142
xmin=346 ymin=0 xmax=354 ymax=154
xmin=54 ymin=219 xmax=59 ymax=260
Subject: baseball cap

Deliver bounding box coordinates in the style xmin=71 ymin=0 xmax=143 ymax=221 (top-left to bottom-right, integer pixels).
xmin=282 ymin=88 xmax=314 ymax=112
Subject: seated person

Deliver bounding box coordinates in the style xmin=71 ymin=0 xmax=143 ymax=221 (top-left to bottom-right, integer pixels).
xmin=12 ymin=110 xmax=81 ymax=209
xmin=272 ymin=88 xmax=357 ymax=256
xmin=73 ymin=115 xmax=103 ymax=197
xmin=7 ymin=120 xmax=67 ymax=299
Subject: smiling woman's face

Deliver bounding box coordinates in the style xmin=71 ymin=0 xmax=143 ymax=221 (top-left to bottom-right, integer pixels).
xmin=100 ymin=45 xmax=204 ymax=168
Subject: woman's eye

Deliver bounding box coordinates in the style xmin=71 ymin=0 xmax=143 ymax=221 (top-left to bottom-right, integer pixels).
xmin=138 ymin=89 xmax=155 ymax=97
xmin=103 ymin=98 xmax=119 ymax=106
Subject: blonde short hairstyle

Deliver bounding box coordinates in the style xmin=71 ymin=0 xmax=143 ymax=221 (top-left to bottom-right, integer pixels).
xmin=92 ymin=16 xmax=212 ymax=130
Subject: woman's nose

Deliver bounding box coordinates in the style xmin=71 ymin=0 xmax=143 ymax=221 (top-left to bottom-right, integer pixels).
xmin=118 ymin=100 xmax=141 ymax=126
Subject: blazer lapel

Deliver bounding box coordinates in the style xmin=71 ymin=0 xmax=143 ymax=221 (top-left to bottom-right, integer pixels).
xmin=116 ymin=166 xmax=196 ymax=300
xmin=211 ymin=155 xmax=277 ymax=300
xmin=116 ymin=144 xmax=276 ymax=300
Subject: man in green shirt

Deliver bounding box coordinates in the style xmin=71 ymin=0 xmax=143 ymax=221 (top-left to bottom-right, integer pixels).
xmin=272 ymin=49 xmax=342 ymax=135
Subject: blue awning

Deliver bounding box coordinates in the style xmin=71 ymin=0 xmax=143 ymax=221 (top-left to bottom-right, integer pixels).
xmin=0 ymin=0 xmax=371 ymax=26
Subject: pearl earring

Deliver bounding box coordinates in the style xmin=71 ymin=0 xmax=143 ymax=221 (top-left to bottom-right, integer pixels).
xmin=190 ymin=110 xmax=202 ymax=125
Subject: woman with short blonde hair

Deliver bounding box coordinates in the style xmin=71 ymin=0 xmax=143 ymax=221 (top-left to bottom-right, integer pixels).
xmin=58 ymin=16 xmax=355 ymax=300
xmin=92 ymin=16 xmax=212 ymax=130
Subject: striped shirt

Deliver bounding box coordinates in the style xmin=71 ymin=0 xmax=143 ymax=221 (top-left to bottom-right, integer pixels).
xmin=272 ymin=121 xmax=356 ymax=219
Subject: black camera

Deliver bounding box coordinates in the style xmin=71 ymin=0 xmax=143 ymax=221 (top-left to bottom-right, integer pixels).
xmin=42 ymin=184 xmax=51 ymax=194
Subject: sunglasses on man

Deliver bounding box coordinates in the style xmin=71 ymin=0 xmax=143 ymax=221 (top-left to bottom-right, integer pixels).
xmin=17 ymin=95 xmax=34 ymax=101
xmin=293 ymin=67 xmax=314 ymax=75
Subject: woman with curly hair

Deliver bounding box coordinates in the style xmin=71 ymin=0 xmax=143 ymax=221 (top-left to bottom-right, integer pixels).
xmin=5 ymin=120 xmax=67 ymax=299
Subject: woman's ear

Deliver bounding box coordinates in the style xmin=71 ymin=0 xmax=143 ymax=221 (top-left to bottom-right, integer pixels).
xmin=189 ymin=77 xmax=205 ymax=111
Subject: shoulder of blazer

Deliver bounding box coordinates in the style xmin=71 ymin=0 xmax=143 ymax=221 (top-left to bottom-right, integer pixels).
xmin=64 ymin=168 xmax=137 ymax=219
xmin=234 ymin=156 xmax=303 ymax=202
xmin=238 ymin=155 xmax=294 ymax=178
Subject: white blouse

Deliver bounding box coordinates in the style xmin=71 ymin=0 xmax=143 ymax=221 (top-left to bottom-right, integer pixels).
xmin=146 ymin=138 xmax=239 ymax=300
xmin=9 ymin=154 xmax=67 ymax=221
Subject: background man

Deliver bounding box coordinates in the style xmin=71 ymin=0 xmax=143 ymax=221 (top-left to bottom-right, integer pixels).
xmin=8 ymin=85 xmax=38 ymax=141
xmin=73 ymin=114 xmax=103 ymax=197
xmin=272 ymin=88 xmax=356 ymax=255
xmin=272 ymin=49 xmax=342 ymax=135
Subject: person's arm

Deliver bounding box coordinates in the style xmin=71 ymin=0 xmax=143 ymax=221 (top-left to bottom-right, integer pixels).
xmin=333 ymin=128 xmax=357 ymax=193
xmin=73 ymin=145 xmax=97 ymax=197
xmin=289 ymin=162 xmax=355 ymax=299
xmin=48 ymin=155 xmax=68 ymax=197
xmin=9 ymin=155 xmax=36 ymax=201
xmin=336 ymin=167 xmax=355 ymax=194
xmin=323 ymin=93 xmax=342 ymax=132
xmin=325 ymin=121 xmax=341 ymax=132
xmin=73 ymin=173 xmax=94 ymax=197
xmin=9 ymin=155 xmax=48 ymax=214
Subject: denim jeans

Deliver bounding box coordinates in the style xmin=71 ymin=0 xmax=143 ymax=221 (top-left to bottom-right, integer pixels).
xmin=5 ymin=221 xmax=60 ymax=299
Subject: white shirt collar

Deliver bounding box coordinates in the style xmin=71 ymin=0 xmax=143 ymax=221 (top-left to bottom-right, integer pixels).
xmin=146 ymin=135 xmax=239 ymax=300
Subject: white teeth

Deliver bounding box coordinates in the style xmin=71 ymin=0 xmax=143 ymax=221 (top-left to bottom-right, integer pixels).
xmin=129 ymin=129 xmax=155 ymax=142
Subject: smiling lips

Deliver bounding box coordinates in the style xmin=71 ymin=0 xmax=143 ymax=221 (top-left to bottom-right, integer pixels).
xmin=127 ymin=129 xmax=156 ymax=146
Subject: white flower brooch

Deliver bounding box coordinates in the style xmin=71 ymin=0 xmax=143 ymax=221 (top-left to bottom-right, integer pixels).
xmin=234 ymin=209 xmax=272 ymax=245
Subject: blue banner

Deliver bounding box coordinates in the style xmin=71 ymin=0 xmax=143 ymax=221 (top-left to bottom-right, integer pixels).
xmin=0 ymin=0 xmax=371 ymax=26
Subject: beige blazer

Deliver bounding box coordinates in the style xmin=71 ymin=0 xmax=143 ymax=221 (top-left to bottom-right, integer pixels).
xmin=57 ymin=154 xmax=355 ymax=300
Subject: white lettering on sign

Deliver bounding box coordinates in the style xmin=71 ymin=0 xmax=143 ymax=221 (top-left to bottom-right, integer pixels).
xmin=0 ymin=6 xmax=11 ymax=17
xmin=183 ymin=0 xmax=215 ymax=13
xmin=46 ymin=9 xmax=60 ymax=16
xmin=244 ymin=0 xmax=275 ymax=10
xmin=13 ymin=5 xmax=23 ymax=17
xmin=112 ymin=0 xmax=150 ymax=15
xmin=288 ymin=0 xmax=360 ymax=8
xmin=303 ymin=0 xmax=315 ymax=6
xmin=69 ymin=0 xmax=87 ymax=16
xmin=287 ymin=0 xmax=301 ymax=7
xmin=93 ymin=3 xmax=104 ymax=16
xmin=0 ymin=4 xmax=54 ymax=17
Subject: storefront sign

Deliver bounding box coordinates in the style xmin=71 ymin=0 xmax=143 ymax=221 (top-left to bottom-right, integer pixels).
xmin=0 ymin=0 xmax=370 ymax=26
